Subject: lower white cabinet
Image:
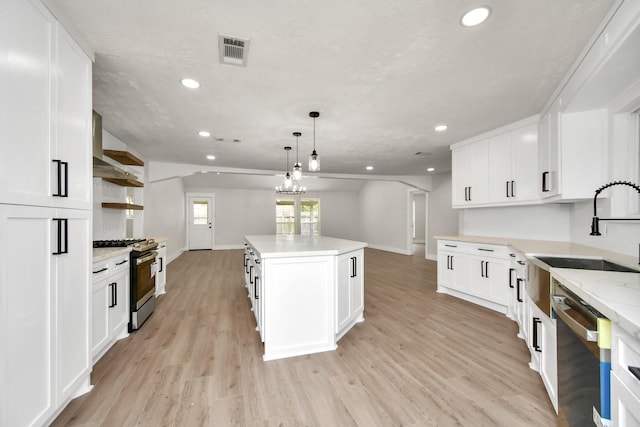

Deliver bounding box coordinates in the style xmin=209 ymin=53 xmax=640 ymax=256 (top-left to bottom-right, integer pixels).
xmin=0 ymin=204 xmax=92 ymax=427
xmin=539 ymin=310 xmax=558 ymax=413
xmin=91 ymin=253 xmax=130 ymax=363
xmin=336 ymin=249 xmax=364 ymax=339
xmin=611 ymin=323 xmax=640 ymax=427
xmin=437 ymin=240 xmax=510 ymax=314
xmin=155 ymin=241 xmax=167 ymax=295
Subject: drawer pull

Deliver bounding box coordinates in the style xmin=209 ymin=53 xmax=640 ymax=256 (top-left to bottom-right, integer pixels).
xmin=629 ymin=366 xmax=640 ymax=382
xmin=478 ymin=248 xmax=494 ymax=252
xmin=444 ymin=244 xmax=457 ymax=248
xmin=93 ymin=267 xmax=108 ymax=274
xmin=116 ymin=259 xmax=128 ymax=265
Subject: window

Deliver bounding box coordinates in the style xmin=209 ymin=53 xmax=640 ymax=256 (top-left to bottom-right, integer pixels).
xmin=300 ymin=199 xmax=320 ymax=236
xmin=192 ymin=200 xmax=209 ymax=225
xmin=276 ymin=199 xmax=296 ymax=235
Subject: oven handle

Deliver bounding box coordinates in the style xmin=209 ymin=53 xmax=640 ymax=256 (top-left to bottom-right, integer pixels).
xmin=136 ymin=252 xmax=157 ymax=265
xmin=551 ymin=296 xmax=599 ymax=342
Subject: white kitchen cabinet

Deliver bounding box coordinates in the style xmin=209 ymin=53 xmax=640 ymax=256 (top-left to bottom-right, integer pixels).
xmin=0 ymin=2 xmax=92 ymax=425
xmin=0 ymin=204 xmax=91 ymax=427
xmin=336 ymin=249 xmax=364 ymax=339
xmin=611 ymin=323 xmax=640 ymax=427
xmin=92 ymin=253 xmax=130 ymax=363
xmin=0 ymin=0 xmax=92 ymax=210
xmin=436 ymin=240 xmax=510 ymax=314
xmin=538 ymin=105 xmax=606 ymax=201
xmin=437 ymin=241 xmax=471 ymax=294
xmin=155 ymin=241 xmax=167 ymax=295
xmin=539 ymin=311 xmax=558 ymax=413
xmin=488 ymin=123 xmax=539 ymax=203
xmin=451 ymin=140 xmax=489 ymax=206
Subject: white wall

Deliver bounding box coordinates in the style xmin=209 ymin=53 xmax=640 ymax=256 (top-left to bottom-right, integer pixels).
xmin=460 ymin=203 xmax=572 ymax=241
xmin=183 ymin=187 xmax=363 ymax=248
xmin=358 ymin=180 xmax=411 ymax=254
xmin=144 ymin=177 xmax=186 ymax=261
xmin=427 ymin=173 xmax=458 ymax=259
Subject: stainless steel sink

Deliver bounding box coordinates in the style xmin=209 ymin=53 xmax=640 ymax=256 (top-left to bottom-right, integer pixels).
xmin=536 ymin=256 xmax=639 ymax=273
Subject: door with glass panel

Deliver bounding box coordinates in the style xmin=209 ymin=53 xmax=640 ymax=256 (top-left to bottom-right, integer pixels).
xmin=276 ymin=199 xmax=296 ymax=235
xmin=188 ymin=195 xmax=214 ymax=250
xmin=300 ymin=199 xmax=320 ymax=236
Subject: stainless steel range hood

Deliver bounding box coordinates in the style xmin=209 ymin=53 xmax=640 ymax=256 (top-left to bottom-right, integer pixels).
xmin=92 ymin=111 xmax=134 ymax=179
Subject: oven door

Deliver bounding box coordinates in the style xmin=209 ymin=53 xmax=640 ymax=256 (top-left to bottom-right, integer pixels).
xmin=134 ymin=251 xmax=157 ymax=309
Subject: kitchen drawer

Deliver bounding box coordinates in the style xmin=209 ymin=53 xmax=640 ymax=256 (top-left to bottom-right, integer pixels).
xmin=437 ymin=240 xmax=470 ymax=253
xmin=92 ymin=260 xmax=111 ymax=283
xmin=612 ymin=324 xmax=640 ymax=397
xmin=111 ymin=254 xmax=130 ymax=274
xmin=467 ymin=242 xmax=510 ymax=259
xmin=611 ymin=371 xmax=640 ymax=427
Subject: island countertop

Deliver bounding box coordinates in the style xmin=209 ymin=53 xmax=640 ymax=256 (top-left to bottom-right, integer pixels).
xmin=245 ymin=235 xmax=367 ymax=259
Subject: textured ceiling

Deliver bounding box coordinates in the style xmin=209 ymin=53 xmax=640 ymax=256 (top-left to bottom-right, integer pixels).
xmin=44 ymin=0 xmax=615 ymax=177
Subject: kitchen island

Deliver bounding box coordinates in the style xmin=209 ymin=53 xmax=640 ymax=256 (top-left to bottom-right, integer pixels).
xmin=244 ymin=235 xmax=367 ymax=361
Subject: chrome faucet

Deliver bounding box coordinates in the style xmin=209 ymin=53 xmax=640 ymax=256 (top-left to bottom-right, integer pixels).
xmin=590 ymin=180 xmax=640 ymax=236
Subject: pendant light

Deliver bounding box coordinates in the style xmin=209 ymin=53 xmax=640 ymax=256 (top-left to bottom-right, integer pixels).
xmin=308 ymin=111 xmax=320 ymax=171
xmin=276 ymin=146 xmax=306 ymax=194
xmin=292 ymin=132 xmax=302 ymax=180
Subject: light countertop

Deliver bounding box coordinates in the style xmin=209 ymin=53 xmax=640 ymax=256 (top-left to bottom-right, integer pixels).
xmin=245 ymin=235 xmax=367 ymax=259
xmin=435 ymin=234 xmax=640 ymax=338
xmin=92 ymin=247 xmax=131 ymax=263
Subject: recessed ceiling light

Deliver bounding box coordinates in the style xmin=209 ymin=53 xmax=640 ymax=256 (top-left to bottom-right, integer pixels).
xmin=460 ymin=6 xmax=491 ymax=27
xmin=206 ymin=155 xmax=216 ymax=160
xmin=435 ymin=124 xmax=448 ymax=132
xmin=427 ymin=167 xmax=435 ymax=172
xmin=198 ymin=131 xmax=211 ymax=137
xmin=366 ymin=166 xmax=374 ymax=171
xmin=180 ymin=78 xmax=200 ymax=89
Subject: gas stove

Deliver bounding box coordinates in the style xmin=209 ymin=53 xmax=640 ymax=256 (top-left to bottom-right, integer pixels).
xmin=93 ymin=238 xmax=146 ymax=248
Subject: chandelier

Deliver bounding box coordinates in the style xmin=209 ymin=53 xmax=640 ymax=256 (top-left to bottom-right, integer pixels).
xmin=276 ymin=146 xmax=306 ymax=195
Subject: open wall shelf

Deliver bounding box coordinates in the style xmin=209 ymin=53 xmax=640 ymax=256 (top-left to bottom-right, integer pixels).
xmin=101 ymin=203 xmax=144 ymax=210
xmin=103 ymin=149 xmax=144 ymax=166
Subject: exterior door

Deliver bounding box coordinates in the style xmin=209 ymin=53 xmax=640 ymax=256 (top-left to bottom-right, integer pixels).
xmin=188 ymin=195 xmax=214 ymax=250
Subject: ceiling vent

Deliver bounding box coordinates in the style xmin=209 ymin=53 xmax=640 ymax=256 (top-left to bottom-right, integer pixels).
xmin=218 ymin=35 xmax=250 ymax=67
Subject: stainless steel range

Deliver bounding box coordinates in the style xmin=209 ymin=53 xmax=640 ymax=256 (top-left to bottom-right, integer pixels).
xmin=93 ymin=238 xmax=158 ymax=331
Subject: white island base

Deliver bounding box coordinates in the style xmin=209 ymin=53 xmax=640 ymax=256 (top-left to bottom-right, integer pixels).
xmin=244 ymin=235 xmax=366 ymax=361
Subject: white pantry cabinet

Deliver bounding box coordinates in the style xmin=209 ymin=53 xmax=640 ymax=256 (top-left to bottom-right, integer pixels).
xmin=336 ymin=249 xmax=364 ymax=339
xmin=0 ymin=204 xmax=92 ymax=427
xmin=0 ymin=0 xmax=92 ymax=210
xmin=611 ymin=323 xmax=640 ymax=427
xmin=0 ymin=1 xmax=93 ymax=425
xmin=92 ymin=253 xmax=130 ymax=363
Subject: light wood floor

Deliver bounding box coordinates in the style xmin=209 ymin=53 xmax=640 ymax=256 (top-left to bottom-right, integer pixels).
xmin=52 ymin=248 xmax=557 ymax=426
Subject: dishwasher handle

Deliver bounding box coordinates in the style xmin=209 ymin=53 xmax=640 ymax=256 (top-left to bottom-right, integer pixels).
xmin=551 ymin=296 xmax=599 ymax=342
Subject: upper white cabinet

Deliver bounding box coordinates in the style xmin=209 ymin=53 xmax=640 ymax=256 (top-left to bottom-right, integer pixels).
xmin=0 ymin=0 xmax=92 ymax=210
xmin=488 ymin=123 xmax=539 ymax=204
xmin=451 ymin=140 xmax=489 ymax=206
xmin=538 ymin=105 xmax=606 ymax=201
xmin=452 ymin=116 xmax=539 ymax=208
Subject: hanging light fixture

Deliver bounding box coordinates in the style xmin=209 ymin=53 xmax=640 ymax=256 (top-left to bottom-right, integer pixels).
xmin=308 ymin=111 xmax=320 ymax=171
xmin=292 ymin=132 xmax=302 ymax=180
xmin=276 ymin=146 xmax=306 ymax=194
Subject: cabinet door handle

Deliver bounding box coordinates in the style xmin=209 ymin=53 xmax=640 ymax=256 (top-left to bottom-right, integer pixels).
xmin=450 ymin=255 xmax=454 ymax=270
xmin=509 ymin=268 xmax=515 ymax=289
xmin=468 ymin=186 xmax=472 ymax=201
xmin=254 ymin=277 xmax=259 ymax=300
xmin=506 ymin=181 xmax=510 ymax=198
xmin=52 ymin=159 xmax=69 ymax=197
xmin=52 ymin=218 xmax=68 ymax=255
xmin=511 ymin=180 xmax=515 ymax=198
xmin=350 ymin=256 xmax=357 ymax=278
xmin=159 ymin=257 xmax=164 ymax=273
xmin=532 ymin=317 xmax=542 ymax=352
xmin=542 ymin=171 xmax=550 ymax=192
xmin=485 ymin=261 xmax=489 ymax=278
xmin=249 ymin=266 xmax=253 ymax=284
xmin=516 ymin=278 xmax=523 ymax=302
xmin=446 ymin=255 xmax=450 ymax=270
xmin=108 ymin=282 xmax=116 ymax=308
xmin=480 ymin=260 xmax=485 ymax=278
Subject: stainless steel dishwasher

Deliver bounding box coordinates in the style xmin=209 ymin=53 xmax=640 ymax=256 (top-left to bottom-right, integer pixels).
xmin=552 ymin=279 xmax=611 ymax=427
